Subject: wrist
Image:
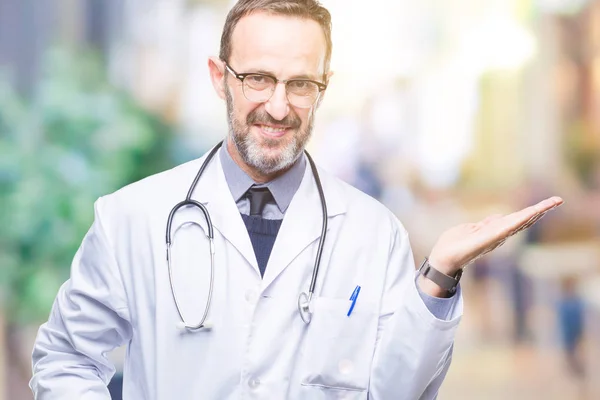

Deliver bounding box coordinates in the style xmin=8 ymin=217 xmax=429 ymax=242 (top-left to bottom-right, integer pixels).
xmin=417 ymin=274 xmax=452 ymax=298
xmin=418 ymin=257 xmax=463 ymax=297
xmin=427 ymin=254 xmax=460 ymax=276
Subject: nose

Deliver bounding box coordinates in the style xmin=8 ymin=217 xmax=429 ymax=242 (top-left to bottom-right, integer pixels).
xmin=264 ymin=83 xmax=290 ymax=121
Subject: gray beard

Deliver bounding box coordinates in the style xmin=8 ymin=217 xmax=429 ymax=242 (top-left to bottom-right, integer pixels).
xmin=225 ymin=88 xmax=314 ymax=176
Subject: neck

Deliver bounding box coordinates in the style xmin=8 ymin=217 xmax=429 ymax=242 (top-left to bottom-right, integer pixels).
xmin=226 ymin=139 xmax=291 ymax=184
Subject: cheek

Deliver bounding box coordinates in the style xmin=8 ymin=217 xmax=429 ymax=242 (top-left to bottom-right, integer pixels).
xmin=294 ymin=107 xmax=313 ymax=126
xmin=232 ymin=101 xmax=256 ymax=124
xmin=228 ymin=85 xmax=253 ymax=120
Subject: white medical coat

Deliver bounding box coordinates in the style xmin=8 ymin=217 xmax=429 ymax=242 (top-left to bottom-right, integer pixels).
xmin=30 ymin=149 xmax=463 ymax=399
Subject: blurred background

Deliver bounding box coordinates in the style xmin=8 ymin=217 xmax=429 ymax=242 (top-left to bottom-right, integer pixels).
xmin=1 ymin=0 xmax=599 ymax=399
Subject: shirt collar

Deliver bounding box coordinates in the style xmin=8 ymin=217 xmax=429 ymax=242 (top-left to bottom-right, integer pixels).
xmin=220 ymin=143 xmax=306 ymax=214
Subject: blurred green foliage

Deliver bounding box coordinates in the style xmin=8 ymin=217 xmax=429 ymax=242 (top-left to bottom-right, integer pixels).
xmin=0 ymin=48 xmax=175 ymax=323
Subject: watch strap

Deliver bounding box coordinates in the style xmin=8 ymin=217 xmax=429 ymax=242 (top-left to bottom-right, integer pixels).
xmin=419 ymin=258 xmax=462 ymax=294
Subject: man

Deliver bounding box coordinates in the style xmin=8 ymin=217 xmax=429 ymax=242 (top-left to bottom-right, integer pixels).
xmin=29 ymin=0 xmax=562 ymax=399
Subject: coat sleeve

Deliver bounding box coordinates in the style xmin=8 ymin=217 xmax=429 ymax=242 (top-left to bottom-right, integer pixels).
xmin=30 ymin=197 xmax=132 ymax=399
xmin=368 ymin=223 xmax=463 ymax=399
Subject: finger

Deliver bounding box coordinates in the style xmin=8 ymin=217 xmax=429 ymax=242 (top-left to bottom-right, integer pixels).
xmin=501 ymin=196 xmax=563 ymax=236
xmin=513 ymin=203 xmax=559 ymax=235
xmin=514 ymin=212 xmax=545 ymax=234
xmin=521 ymin=197 xmax=563 ymax=217
xmin=518 ymin=211 xmax=548 ymax=232
xmin=488 ymin=238 xmax=506 ymax=253
xmin=528 ymin=196 xmax=563 ymax=215
xmin=510 ymin=213 xmax=545 ymax=237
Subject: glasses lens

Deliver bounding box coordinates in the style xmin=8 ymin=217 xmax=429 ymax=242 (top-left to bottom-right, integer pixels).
xmin=242 ymin=74 xmax=276 ymax=103
xmin=287 ymin=80 xmax=320 ymax=108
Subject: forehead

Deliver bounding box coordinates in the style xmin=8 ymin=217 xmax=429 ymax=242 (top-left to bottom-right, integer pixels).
xmin=229 ymin=12 xmax=327 ymax=78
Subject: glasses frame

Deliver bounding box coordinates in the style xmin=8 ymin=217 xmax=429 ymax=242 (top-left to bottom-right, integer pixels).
xmin=224 ymin=62 xmax=328 ymax=108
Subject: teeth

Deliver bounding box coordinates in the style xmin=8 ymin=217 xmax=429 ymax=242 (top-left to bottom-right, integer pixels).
xmin=260 ymin=125 xmax=286 ymax=133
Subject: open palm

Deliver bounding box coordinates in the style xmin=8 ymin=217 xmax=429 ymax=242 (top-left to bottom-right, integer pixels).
xmin=428 ymin=196 xmax=564 ymax=274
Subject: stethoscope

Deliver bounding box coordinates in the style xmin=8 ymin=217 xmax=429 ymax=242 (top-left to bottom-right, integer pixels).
xmin=166 ymin=141 xmax=328 ymax=332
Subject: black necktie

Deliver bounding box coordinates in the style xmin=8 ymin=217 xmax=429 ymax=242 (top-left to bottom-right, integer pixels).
xmin=247 ymin=187 xmax=274 ymax=217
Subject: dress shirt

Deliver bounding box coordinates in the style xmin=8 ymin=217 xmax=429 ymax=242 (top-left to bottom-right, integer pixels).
xmin=219 ymin=144 xmax=305 ymax=219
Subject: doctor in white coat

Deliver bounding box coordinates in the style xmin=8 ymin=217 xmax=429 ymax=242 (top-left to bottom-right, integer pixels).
xmin=30 ymin=0 xmax=563 ymax=399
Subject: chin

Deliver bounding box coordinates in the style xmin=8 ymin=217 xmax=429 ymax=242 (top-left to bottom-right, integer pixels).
xmin=248 ymin=141 xmax=299 ymax=174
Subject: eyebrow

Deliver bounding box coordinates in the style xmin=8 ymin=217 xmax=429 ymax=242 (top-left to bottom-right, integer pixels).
xmin=249 ymin=69 xmax=318 ymax=81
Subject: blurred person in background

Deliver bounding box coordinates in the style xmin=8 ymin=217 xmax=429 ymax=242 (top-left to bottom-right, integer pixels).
xmin=509 ymin=178 xmax=555 ymax=344
xmin=352 ymin=157 xmax=384 ymax=200
xmin=557 ymin=276 xmax=585 ymax=377
xmin=28 ymin=0 xmax=562 ymax=399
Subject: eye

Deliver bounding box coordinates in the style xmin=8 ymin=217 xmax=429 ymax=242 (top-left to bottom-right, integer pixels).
xmin=289 ymin=80 xmax=311 ymax=90
xmin=247 ymin=75 xmax=267 ymax=84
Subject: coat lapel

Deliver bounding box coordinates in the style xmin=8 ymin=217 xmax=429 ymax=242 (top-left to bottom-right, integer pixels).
xmin=262 ymin=160 xmax=346 ymax=289
xmin=187 ymin=149 xmax=259 ymax=274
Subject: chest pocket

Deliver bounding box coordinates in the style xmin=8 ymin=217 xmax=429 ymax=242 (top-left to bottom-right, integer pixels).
xmin=299 ymin=296 xmax=379 ymax=394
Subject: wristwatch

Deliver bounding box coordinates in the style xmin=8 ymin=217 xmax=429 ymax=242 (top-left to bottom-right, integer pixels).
xmin=418 ymin=258 xmax=462 ymax=295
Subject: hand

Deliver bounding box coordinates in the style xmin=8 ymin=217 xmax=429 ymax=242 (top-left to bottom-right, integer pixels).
xmin=428 ymin=196 xmax=564 ymax=276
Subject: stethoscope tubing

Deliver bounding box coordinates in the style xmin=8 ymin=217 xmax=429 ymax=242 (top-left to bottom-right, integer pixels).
xmin=165 ymin=141 xmax=327 ymax=329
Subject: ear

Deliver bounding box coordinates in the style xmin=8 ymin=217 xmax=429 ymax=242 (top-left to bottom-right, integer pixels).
xmin=315 ymin=70 xmax=334 ymax=109
xmin=208 ymin=56 xmax=227 ymax=100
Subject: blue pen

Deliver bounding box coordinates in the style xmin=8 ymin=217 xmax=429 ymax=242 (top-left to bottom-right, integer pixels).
xmin=347 ymin=285 xmax=361 ymax=317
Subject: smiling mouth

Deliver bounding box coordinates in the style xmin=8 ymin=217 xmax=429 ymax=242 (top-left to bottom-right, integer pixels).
xmin=255 ymin=124 xmax=291 ymax=138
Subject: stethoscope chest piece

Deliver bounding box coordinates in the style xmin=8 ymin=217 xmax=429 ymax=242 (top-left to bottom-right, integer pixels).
xmin=298 ymin=292 xmax=312 ymax=324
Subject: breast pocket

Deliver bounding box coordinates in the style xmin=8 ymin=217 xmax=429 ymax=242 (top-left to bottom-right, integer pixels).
xmin=299 ymin=296 xmax=378 ymax=393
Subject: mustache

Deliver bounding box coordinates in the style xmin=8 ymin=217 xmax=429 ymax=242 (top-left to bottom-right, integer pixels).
xmin=247 ymin=109 xmax=301 ymax=129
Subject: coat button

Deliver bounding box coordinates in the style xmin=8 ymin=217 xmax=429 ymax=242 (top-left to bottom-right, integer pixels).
xmin=245 ymin=289 xmax=258 ymax=304
xmin=248 ymin=377 xmax=261 ymax=388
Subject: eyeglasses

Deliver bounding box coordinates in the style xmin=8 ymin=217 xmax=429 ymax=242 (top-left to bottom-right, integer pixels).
xmin=224 ymin=62 xmax=327 ymax=109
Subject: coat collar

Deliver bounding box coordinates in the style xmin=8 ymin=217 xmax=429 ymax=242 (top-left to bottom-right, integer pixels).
xmin=184 ymin=145 xmax=346 ymax=279
xmin=219 ymin=142 xmax=306 ymax=215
